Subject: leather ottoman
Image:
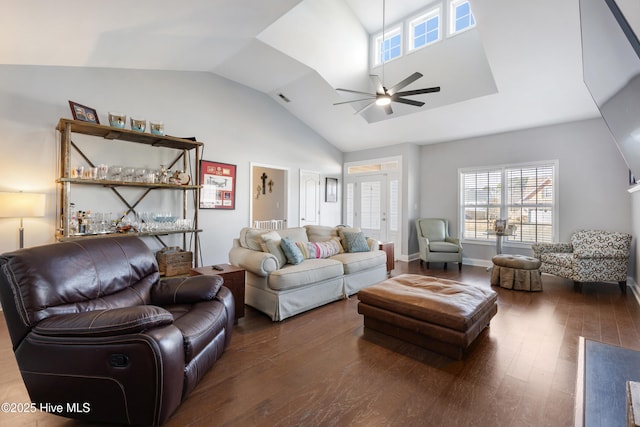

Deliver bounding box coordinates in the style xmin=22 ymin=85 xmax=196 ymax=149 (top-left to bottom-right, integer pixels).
xmin=357 ymin=274 xmax=498 ymax=360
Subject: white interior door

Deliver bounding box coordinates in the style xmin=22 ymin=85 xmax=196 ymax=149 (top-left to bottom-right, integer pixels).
xmin=299 ymin=170 xmax=320 ymax=226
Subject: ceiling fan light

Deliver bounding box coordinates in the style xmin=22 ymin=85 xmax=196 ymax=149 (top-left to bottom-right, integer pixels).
xmin=376 ymin=95 xmax=391 ymax=106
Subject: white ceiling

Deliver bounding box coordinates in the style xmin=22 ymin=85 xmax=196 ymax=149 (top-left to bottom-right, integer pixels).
xmin=0 ymin=0 xmax=600 ymax=152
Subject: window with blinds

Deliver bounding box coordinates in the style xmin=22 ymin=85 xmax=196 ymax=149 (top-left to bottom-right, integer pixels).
xmin=462 ymin=169 xmax=502 ymax=241
xmin=460 ymin=162 xmax=556 ymax=244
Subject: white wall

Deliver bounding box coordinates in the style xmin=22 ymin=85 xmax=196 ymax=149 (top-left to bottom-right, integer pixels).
xmin=617 ymin=0 xmax=640 ymax=35
xmin=618 ymin=0 xmax=640 ymax=287
xmin=420 ymin=118 xmax=632 ymax=264
xmin=0 ymin=65 xmax=342 ymax=265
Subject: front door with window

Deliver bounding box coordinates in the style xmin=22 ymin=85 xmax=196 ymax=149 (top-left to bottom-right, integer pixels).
xmin=357 ymin=175 xmax=387 ymax=242
xmin=345 ymin=172 xmax=400 ymax=249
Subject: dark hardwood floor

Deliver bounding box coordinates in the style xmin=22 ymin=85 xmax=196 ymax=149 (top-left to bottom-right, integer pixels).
xmin=2 ymin=261 xmax=640 ymax=426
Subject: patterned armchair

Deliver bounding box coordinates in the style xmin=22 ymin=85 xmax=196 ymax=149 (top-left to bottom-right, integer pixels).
xmin=531 ymin=230 xmax=632 ymax=293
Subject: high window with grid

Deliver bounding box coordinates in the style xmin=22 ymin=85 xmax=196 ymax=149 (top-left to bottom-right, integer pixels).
xmin=450 ymin=0 xmax=476 ymax=34
xmin=460 ymin=162 xmax=557 ymax=244
xmin=410 ymin=9 xmax=440 ymax=50
xmin=375 ymin=27 xmax=402 ymax=65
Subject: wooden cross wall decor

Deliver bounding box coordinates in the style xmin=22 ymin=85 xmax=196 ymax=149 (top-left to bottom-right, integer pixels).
xmin=260 ymin=173 xmax=267 ymax=195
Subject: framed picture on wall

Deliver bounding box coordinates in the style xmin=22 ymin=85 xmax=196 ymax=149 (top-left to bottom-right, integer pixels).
xmin=325 ymin=177 xmax=338 ymax=203
xmin=200 ymin=160 xmax=236 ymax=209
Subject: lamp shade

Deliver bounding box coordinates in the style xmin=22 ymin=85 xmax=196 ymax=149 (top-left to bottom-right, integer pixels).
xmin=0 ymin=192 xmax=46 ymax=218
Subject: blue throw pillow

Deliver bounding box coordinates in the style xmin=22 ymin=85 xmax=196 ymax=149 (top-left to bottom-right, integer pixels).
xmin=343 ymin=231 xmax=370 ymax=253
xmin=280 ymin=237 xmax=304 ymax=265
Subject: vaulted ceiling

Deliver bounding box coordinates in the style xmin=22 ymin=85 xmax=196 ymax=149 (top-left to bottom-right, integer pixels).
xmin=0 ymin=0 xmax=601 ymax=152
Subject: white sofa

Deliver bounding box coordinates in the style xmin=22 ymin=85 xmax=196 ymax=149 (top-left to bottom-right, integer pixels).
xmin=228 ymin=225 xmax=387 ymax=321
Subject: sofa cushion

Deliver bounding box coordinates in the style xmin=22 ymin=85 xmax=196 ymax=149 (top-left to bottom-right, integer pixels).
xmin=239 ymin=227 xmax=270 ymax=251
xmin=296 ymin=241 xmax=318 ymax=259
xmin=330 ymin=250 xmax=387 ymax=275
xmin=260 ymin=231 xmax=287 ymax=269
xmin=316 ymin=238 xmax=343 ymax=258
xmin=337 ymin=226 xmax=361 ymax=251
xmin=305 ymin=225 xmax=339 ymax=242
xmin=268 ymin=259 xmax=344 ymax=291
xmin=277 ymin=227 xmax=309 ymax=243
xmin=280 ymin=237 xmax=304 ymax=265
xmin=343 ymin=231 xmax=370 ymax=253
xmin=294 ymin=238 xmax=343 ymax=259
xmin=429 ymin=242 xmax=460 ymax=253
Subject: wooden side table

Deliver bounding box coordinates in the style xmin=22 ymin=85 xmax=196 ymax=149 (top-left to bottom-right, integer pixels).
xmin=190 ymin=264 xmax=245 ymax=323
xmin=378 ymin=242 xmax=395 ymax=275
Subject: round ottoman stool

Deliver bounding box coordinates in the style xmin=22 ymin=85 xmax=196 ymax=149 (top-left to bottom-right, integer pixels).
xmin=491 ymin=254 xmax=542 ymax=291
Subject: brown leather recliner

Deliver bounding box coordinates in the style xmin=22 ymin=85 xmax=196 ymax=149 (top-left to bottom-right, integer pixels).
xmin=0 ymin=236 xmax=234 ymax=426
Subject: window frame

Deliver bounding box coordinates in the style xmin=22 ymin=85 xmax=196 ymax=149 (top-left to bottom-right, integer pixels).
xmin=449 ymin=0 xmax=476 ymax=36
xmin=409 ymin=7 xmax=441 ymax=51
xmin=369 ymin=1 xmax=479 ymax=66
xmin=459 ymin=161 xmax=559 ymax=247
xmin=374 ymin=25 xmax=403 ymax=66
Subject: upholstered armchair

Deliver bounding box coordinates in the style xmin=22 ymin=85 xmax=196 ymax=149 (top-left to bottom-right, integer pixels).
xmin=531 ymin=230 xmax=632 ymax=293
xmin=415 ymin=218 xmax=463 ymax=270
xmin=0 ymin=237 xmax=234 ymax=426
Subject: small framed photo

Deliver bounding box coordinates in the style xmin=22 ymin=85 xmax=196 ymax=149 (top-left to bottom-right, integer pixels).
xmin=68 ymin=100 xmax=100 ymax=124
xmin=325 ymin=177 xmax=338 ymax=203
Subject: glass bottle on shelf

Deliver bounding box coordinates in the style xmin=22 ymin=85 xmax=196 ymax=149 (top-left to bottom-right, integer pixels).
xmin=78 ymin=211 xmax=86 ymax=234
xmin=69 ymin=203 xmax=78 ymax=235
xmin=160 ymin=165 xmax=168 ymax=184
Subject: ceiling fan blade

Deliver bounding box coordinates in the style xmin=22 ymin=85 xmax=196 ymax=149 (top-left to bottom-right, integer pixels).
xmin=369 ymin=75 xmax=385 ymax=94
xmin=394 ymin=87 xmax=441 ymax=97
xmin=387 ymin=72 xmax=423 ymax=95
xmin=354 ymin=100 xmax=377 ymax=115
xmin=336 ymin=88 xmax=376 ymax=96
xmin=384 ymin=104 xmax=393 ymax=115
xmin=333 ymin=98 xmax=378 ymax=105
xmin=393 ymin=97 xmax=425 ymax=107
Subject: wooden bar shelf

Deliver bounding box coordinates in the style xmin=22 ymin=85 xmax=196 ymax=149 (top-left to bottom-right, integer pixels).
xmin=55 ymin=118 xmax=203 ymax=266
xmin=56 ymin=118 xmax=203 ymax=151
xmin=57 ymin=177 xmax=201 ymax=190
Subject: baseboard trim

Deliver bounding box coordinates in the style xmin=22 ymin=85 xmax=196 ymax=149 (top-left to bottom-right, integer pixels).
xmin=402 ymin=253 xmax=492 ymax=268
xmin=629 ymin=277 xmax=640 ymax=307
xmin=462 ymin=257 xmax=493 ymax=269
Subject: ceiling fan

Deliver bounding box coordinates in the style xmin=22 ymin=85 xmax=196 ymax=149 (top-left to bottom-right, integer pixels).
xmin=334 ymin=72 xmax=440 ymax=115
xmin=333 ymin=0 xmax=440 ymax=115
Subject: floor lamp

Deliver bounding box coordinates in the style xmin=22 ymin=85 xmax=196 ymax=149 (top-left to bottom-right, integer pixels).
xmin=0 ymin=192 xmax=46 ymax=249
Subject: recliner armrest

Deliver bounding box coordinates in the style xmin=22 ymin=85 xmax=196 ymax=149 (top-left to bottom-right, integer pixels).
xmin=33 ymin=306 xmax=173 ymax=337
xmin=151 ymin=275 xmax=223 ymax=305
